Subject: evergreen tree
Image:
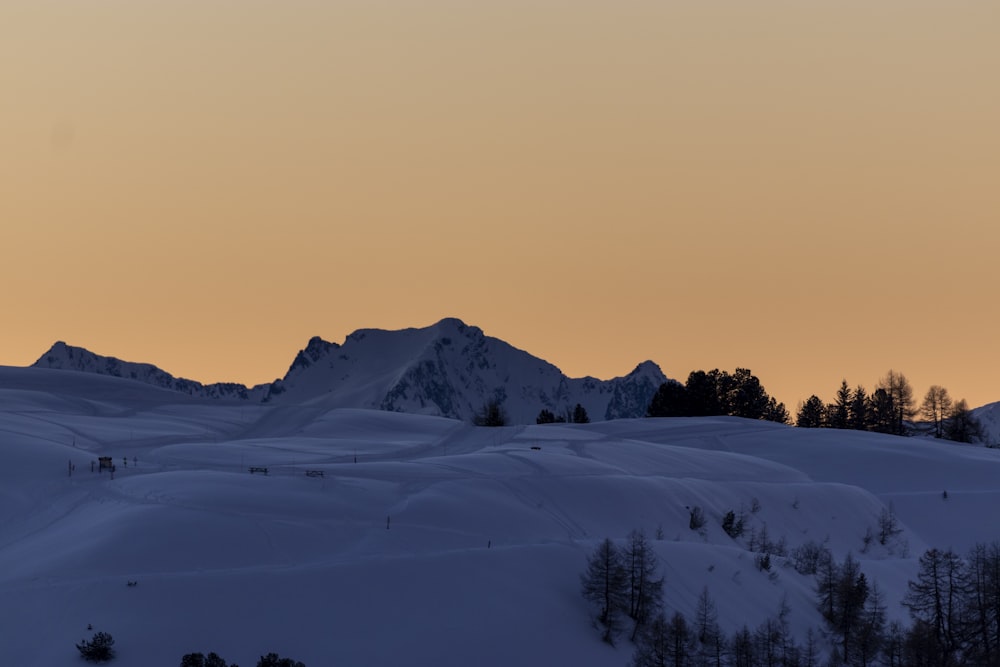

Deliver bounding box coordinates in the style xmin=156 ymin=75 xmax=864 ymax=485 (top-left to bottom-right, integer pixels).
xmin=829 ymin=379 xmax=851 ymax=429
xmin=572 ymin=403 xmax=590 ymax=424
xmin=686 ymin=370 xmax=723 ymax=416
xmin=726 ymin=368 xmax=770 ymax=419
xmin=945 ymin=399 xmax=984 ymax=443
xmin=473 ymin=399 xmax=507 ymax=427
xmin=76 ymin=632 xmax=116 ymax=663
xmin=536 ymin=408 xmax=557 ymax=424
xmin=796 ymin=395 xmax=827 ymax=428
xmin=763 ymin=396 xmax=791 ymax=425
xmin=581 ymin=538 xmax=629 ymax=644
xmin=868 ymin=388 xmax=896 ymax=434
xmin=647 ymin=381 xmax=689 ymax=418
xmin=848 ymin=385 xmax=870 ymax=431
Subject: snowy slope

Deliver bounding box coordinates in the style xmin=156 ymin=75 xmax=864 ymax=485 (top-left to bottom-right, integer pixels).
xmin=972 ymin=400 xmax=1000 ymax=446
xmin=32 ymin=318 xmax=669 ymax=423
xmin=33 ymin=341 xmax=269 ymax=401
xmin=4 ymin=366 xmax=1000 ymax=665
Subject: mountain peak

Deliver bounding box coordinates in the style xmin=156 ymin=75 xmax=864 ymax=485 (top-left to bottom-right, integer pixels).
xmin=31 ymin=320 xmax=673 ymax=422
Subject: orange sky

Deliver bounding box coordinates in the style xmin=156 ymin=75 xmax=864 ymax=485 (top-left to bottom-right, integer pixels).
xmin=2 ymin=1 xmax=998 ymax=411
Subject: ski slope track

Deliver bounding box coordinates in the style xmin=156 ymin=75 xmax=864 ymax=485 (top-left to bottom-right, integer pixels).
xmin=2 ymin=365 xmax=999 ymax=666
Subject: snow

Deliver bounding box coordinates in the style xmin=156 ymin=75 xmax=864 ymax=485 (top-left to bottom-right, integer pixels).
xmin=32 ymin=318 xmax=669 ymax=423
xmin=3 ymin=366 xmax=1000 ymax=665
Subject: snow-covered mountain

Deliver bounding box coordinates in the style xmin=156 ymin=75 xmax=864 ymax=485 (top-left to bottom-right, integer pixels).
xmin=31 ymin=318 xmax=670 ymax=423
xmin=33 ymin=341 xmax=270 ymax=401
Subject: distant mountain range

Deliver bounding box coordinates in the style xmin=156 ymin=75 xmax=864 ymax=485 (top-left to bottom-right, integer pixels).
xmin=31 ymin=318 xmax=670 ymax=424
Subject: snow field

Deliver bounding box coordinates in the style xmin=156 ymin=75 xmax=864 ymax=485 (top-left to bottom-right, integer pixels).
xmin=3 ymin=367 xmax=1000 ymax=665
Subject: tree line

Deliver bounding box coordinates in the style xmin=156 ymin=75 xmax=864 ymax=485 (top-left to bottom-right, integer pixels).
xmin=646 ymin=368 xmax=790 ymax=423
xmin=581 ymin=535 xmax=1000 ymax=666
xmin=795 ymin=371 xmax=984 ymax=443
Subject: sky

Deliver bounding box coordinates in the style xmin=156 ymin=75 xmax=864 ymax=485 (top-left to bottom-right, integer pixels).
xmin=2 ymin=1 xmax=998 ymax=411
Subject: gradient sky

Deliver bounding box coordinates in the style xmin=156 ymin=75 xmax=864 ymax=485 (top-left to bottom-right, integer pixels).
xmin=2 ymin=1 xmax=998 ymax=411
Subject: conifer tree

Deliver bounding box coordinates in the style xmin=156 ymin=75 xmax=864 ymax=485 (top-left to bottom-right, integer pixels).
xmin=829 ymin=379 xmax=851 ymax=429
xmin=581 ymin=538 xmax=628 ymax=644
xmin=625 ymin=529 xmax=665 ymax=641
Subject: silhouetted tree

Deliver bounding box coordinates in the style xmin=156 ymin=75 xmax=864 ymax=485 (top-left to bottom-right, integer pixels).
xmin=763 ymin=396 xmax=791 ymax=425
xmin=686 ymin=370 xmax=723 ymax=416
xmin=849 ymin=385 xmax=870 ymax=431
xmin=903 ymin=548 xmax=965 ymax=661
xmin=921 ymin=385 xmax=953 ymax=439
xmin=572 ymin=403 xmax=590 ymax=424
xmin=945 ymin=399 xmax=984 ymax=443
xmin=582 ymin=538 xmax=629 ymax=644
xmin=868 ymin=388 xmax=896 ymax=434
xmin=625 ymin=529 xmax=665 ymax=641
xmin=829 ymin=380 xmax=852 ymax=429
xmin=877 ymin=370 xmax=916 ymax=435
xmin=648 ymin=369 xmax=786 ymax=423
xmin=797 ymin=395 xmax=826 ymax=428
xmin=646 ymin=381 xmax=689 ymax=418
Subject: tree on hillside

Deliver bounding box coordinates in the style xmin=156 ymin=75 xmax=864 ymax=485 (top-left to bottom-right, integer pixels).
xmin=647 ymin=369 xmax=787 ymax=423
xmin=646 ymin=381 xmax=689 ymax=418
xmin=686 ymin=370 xmax=723 ymax=416
xmin=817 ymin=552 xmax=869 ymax=660
xmin=572 ymin=403 xmax=591 ymax=424
xmin=691 ymin=586 xmax=725 ymax=666
xmin=848 ymin=385 xmax=870 ymax=431
xmin=796 ymin=395 xmax=826 ymax=428
xmin=725 ymin=368 xmax=771 ymax=419
xmin=536 ymin=408 xmax=557 ymax=424
xmin=473 ymin=399 xmax=507 ymax=427
xmin=829 ymin=380 xmax=852 ymax=429
xmin=944 ymin=399 xmax=984 ymax=443
xmin=877 ymin=370 xmax=916 ymax=436
xmin=582 ymin=538 xmax=629 ymax=644
xmin=920 ymin=385 xmax=953 ymax=438
xmin=868 ymin=388 xmax=896 ymax=434
xmin=764 ymin=396 xmax=791 ymax=425
xmin=903 ymin=548 xmax=965 ymax=661
xmin=624 ymin=529 xmax=664 ymax=641
xmin=76 ymin=632 xmax=115 ymax=663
